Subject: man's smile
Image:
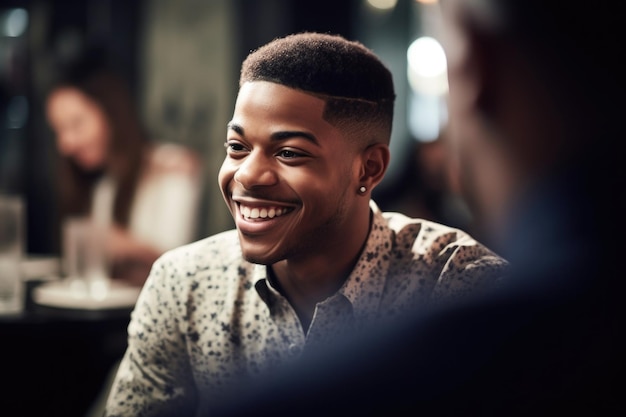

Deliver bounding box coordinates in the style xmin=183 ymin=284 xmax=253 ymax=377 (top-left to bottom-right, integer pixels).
xmin=238 ymin=203 xmax=294 ymax=221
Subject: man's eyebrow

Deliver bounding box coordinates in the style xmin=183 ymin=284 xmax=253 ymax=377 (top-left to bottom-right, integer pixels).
xmin=227 ymin=122 xmax=319 ymax=146
xmin=227 ymin=122 xmax=243 ymax=135
xmin=271 ymin=131 xmax=319 ymax=146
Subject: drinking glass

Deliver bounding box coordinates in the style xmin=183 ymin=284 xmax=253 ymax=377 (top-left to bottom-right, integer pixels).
xmin=0 ymin=194 xmax=25 ymax=314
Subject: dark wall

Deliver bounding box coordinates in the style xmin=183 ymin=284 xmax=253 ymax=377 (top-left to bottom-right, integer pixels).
xmin=233 ymin=0 xmax=356 ymax=76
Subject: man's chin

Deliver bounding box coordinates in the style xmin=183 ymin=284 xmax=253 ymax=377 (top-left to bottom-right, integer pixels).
xmin=241 ymin=249 xmax=281 ymax=266
xmin=237 ymin=229 xmax=293 ymax=265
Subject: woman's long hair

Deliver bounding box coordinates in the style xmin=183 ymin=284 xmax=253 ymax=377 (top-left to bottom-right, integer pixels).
xmin=51 ymin=49 xmax=148 ymax=228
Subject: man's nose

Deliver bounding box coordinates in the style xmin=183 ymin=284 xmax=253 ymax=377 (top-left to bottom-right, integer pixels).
xmin=233 ymin=151 xmax=279 ymax=189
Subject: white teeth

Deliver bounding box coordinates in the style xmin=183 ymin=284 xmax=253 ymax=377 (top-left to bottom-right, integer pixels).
xmin=240 ymin=204 xmax=288 ymax=220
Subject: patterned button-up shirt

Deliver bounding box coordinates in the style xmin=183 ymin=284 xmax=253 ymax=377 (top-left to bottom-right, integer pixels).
xmin=105 ymin=201 xmax=508 ymax=417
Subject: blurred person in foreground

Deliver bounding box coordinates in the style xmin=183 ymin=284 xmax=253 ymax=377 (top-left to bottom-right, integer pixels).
xmin=104 ymin=32 xmax=508 ymax=416
xmin=208 ymin=1 xmax=626 ymax=416
xmin=45 ymin=47 xmax=203 ymax=286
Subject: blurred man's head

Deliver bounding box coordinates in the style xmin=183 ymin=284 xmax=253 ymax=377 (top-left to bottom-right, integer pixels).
xmin=440 ymin=0 xmax=623 ymax=248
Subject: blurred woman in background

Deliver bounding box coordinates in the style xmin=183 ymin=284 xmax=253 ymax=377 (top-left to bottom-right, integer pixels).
xmin=45 ymin=47 xmax=203 ymax=286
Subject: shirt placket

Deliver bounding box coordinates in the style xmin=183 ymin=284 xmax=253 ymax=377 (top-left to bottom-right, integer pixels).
xmin=304 ymin=295 xmax=355 ymax=355
xmin=260 ymin=278 xmax=307 ymax=361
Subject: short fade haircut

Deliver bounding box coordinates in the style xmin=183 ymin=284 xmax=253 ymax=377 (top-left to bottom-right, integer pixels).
xmin=240 ymin=32 xmax=396 ymax=146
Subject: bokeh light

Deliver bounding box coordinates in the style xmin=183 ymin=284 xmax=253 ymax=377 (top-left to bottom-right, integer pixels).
xmin=2 ymin=8 xmax=28 ymax=38
xmin=366 ymin=0 xmax=398 ymax=11
xmin=407 ymin=36 xmax=448 ymax=96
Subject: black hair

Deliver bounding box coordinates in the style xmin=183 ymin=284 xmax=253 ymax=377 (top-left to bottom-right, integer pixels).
xmin=240 ymin=32 xmax=396 ymax=145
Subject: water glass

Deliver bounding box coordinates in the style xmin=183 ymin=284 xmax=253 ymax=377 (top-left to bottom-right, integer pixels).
xmin=0 ymin=194 xmax=25 ymax=314
xmin=62 ymin=217 xmax=110 ymax=299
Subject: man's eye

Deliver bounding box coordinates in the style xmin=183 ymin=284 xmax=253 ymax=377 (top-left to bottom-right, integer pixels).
xmin=278 ymin=150 xmax=301 ymax=159
xmin=226 ymin=142 xmax=246 ymax=152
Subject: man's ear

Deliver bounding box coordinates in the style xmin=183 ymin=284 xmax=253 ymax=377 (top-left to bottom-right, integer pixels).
xmin=358 ymin=143 xmax=390 ymax=190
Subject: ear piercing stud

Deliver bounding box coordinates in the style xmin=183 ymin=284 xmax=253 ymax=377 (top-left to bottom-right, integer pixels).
xmin=359 ymin=186 xmax=367 ymax=193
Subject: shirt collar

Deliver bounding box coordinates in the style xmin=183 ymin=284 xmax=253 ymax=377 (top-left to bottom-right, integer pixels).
xmin=253 ymin=264 xmax=275 ymax=308
xmin=337 ymin=200 xmax=391 ymax=321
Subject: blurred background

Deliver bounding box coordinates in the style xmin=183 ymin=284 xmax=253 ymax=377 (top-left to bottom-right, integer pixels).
xmin=0 ymin=0 xmax=474 ymax=259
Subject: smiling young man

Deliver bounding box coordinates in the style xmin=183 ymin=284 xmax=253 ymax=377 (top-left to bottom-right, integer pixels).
xmin=104 ymin=32 xmax=507 ymax=417
xmin=208 ymin=3 xmax=625 ymax=416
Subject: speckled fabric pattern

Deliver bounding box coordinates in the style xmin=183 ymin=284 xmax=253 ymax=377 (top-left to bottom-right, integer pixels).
xmin=105 ymin=201 xmax=508 ymax=417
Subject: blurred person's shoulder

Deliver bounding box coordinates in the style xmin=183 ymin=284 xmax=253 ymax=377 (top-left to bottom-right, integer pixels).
xmin=146 ymin=142 xmax=202 ymax=178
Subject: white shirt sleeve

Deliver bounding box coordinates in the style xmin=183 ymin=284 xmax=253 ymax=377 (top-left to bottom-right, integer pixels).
xmin=129 ymin=147 xmax=203 ymax=252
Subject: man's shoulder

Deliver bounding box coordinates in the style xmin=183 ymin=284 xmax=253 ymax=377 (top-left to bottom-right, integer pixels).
xmin=143 ymin=229 xmax=258 ymax=300
xmin=378 ymin=208 xmax=507 ymax=270
xmin=155 ymin=229 xmax=242 ymax=270
xmin=380 ymin=209 xmax=473 ymax=246
xmin=378 ymin=211 xmax=508 ymax=301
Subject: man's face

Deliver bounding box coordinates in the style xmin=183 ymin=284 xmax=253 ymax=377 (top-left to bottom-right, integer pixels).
xmin=440 ymin=1 xmax=520 ymax=245
xmin=439 ymin=2 xmax=484 ymax=221
xmin=219 ymin=81 xmax=363 ymax=265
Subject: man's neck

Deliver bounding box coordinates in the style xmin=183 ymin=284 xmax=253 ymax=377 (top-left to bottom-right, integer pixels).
xmin=269 ymin=210 xmax=373 ymax=332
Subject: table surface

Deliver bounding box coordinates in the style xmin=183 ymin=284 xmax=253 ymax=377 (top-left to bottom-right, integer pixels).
xmin=1 ymin=279 xmax=135 ymax=417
